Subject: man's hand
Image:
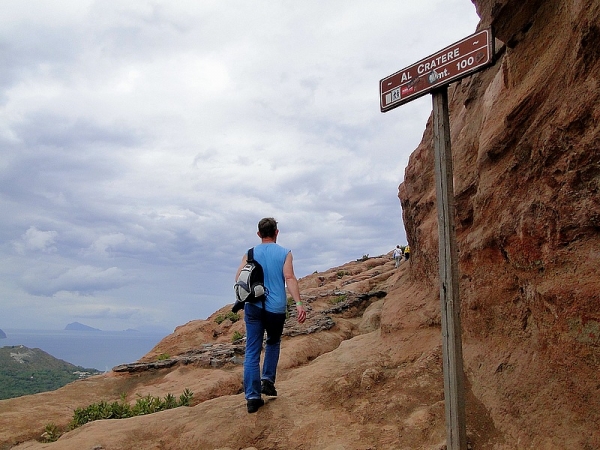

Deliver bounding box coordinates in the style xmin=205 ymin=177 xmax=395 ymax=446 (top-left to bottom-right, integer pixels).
xmin=296 ymin=304 xmax=306 ymax=324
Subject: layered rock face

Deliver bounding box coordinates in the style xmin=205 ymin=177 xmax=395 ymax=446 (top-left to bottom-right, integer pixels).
xmin=399 ymin=0 xmax=600 ymax=446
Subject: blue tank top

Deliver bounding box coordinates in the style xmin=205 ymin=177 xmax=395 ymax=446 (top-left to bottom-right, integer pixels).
xmin=251 ymin=243 xmax=290 ymax=314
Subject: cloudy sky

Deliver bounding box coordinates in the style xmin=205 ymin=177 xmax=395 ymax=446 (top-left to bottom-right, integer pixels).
xmin=0 ymin=0 xmax=480 ymax=332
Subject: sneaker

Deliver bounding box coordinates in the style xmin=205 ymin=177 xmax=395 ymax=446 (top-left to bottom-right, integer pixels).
xmin=247 ymin=398 xmax=264 ymax=413
xmin=261 ymin=379 xmax=278 ymax=396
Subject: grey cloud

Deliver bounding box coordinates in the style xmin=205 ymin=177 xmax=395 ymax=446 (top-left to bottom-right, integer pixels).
xmin=84 ymin=233 xmax=156 ymax=258
xmin=13 ymin=113 xmax=142 ymax=149
xmin=74 ymin=306 xmax=141 ymax=321
xmin=20 ymin=265 xmax=132 ymax=296
xmin=13 ymin=226 xmax=58 ymax=254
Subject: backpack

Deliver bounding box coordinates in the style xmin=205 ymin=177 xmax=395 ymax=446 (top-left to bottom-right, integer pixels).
xmin=232 ymin=248 xmax=267 ymax=313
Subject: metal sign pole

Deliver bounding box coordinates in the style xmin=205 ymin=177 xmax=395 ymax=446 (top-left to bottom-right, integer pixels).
xmin=432 ymin=86 xmax=467 ymax=450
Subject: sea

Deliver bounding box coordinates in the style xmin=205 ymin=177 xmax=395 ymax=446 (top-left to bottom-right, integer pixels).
xmin=0 ymin=329 xmax=169 ymax=372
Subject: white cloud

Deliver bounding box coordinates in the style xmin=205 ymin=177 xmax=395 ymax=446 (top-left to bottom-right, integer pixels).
xmin=85 ymin=233 xmax=156 ymax=257
xmin=13 ymin=226 xmax=58 ymax=254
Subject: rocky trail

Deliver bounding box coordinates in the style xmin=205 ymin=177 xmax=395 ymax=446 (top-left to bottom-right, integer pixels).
xmin=3 ymin=256 xmax=478 ymax=450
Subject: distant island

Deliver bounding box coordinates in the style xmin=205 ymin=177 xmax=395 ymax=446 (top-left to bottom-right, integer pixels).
xmin=0 ymin=329 xmax=6 ymax=339
xmin=64 ymin=322 xmax=101 ymax=332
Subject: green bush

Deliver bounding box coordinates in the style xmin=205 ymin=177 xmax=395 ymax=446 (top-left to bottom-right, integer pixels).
xmin=231 ymin=331 xmax=244 ymax=343
xmin=179 ymin=388 xmax=193 ymax=406
xmin=69 ymin=389 xmax=193 ymax=429
xmin=42 ymin=423 xmax=61 ymax=443
xmin=157 ymin=353 xmax=170 ymax=361
xmin=215 ymin=312 xmax=240 ymax=324
xmin=163 ymin=393 xmax=177 ymax=409
xmin=330 ymin=294 xmax=347 ymax=304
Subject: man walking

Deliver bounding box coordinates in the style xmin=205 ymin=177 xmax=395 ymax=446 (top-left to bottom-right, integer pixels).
xmin=236 ymin=217 xmax=306 ymax=413
xmin=392 ymin=245 xmax=403 ymax=268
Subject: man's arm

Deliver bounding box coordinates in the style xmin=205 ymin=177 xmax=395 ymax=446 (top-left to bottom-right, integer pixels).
xmin=283 ymin=252 xmax=306 ymax=324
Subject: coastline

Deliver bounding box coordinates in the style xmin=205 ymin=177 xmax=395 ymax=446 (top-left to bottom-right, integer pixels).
xmin=0 ymin=329 xmax=167 ymax=371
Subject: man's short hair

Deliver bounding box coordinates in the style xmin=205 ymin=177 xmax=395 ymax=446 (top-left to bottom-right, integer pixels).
xmin=258 ymin=217 xmax=278 ymax=238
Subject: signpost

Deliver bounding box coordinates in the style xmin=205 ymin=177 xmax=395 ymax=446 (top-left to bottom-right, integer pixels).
xmin=380 ymin=29 xmax=493 ymax=450
xmin=380 ymin=29 xmax=492 ymax=112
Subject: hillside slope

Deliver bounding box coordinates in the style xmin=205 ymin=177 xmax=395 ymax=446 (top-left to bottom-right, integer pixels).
xmin=0 ymin=346 xmax=100 ymax=400
xmin=5 ymin=256 xmax=490 ymax=450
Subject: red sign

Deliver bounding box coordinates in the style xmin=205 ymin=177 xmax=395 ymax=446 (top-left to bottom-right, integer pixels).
xmin=380 ymin=29 xmax=493 ymax=112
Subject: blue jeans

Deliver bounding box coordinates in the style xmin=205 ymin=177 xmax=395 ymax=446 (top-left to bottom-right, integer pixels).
xmin=243 ymin=303 xmax=286 ymax=400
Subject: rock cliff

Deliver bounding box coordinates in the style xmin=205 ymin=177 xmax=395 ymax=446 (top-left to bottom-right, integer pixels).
xmin=1 ymin=0 xmax=599 ymax=448
xmin=400 ymin=0 xmax=599 ymax=446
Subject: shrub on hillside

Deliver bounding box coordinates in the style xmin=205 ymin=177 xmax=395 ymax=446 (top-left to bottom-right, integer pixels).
xmin=69 ymin=389 xmax=193 ymax=429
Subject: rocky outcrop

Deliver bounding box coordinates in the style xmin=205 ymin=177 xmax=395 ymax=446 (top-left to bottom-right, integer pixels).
xmin=118 ymin=288 xmax=385 ymax=372
xmin=112 ymin=342 xmax=246 ymax=373
xmin=399 ymin=0 xmax=600 ymax=447
xmin=114 ymin=287 xmax=388 ymax=374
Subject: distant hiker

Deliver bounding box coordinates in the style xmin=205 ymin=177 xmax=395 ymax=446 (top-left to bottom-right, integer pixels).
xmin=404 ymin=245 xmax=410 ymax=260
xmin=392 ymin=245 xmax=403 ymax=268
xmin=235 ymin=217 xmax=306 ymax=413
